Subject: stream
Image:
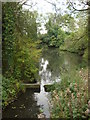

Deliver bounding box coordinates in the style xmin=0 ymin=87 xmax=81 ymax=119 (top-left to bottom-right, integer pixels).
xmin=2 ymin=48 xmax=82 ymax=119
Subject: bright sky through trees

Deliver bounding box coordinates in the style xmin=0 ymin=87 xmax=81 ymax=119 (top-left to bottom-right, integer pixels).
xmin=23 ymin=0 xmax=88 ymax=34
xmin=23 ymin=0 xmax=67 ymax=14
xmin=23 ymin=0 xmax=68 ymax=34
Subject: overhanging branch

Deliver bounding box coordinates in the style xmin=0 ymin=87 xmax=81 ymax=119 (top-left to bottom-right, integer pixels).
xmin=70 ymin=2 xmax=89 ymax=11
xmin=23 ymin=3 xmax=37 ymax=7
xmin=69 ymin=0 xmax=89 ymax=12
xmin=44 ymin=0 xmax=56 ymax=6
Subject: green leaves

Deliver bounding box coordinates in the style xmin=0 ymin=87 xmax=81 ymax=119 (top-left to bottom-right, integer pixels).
xmin=51 ymin=69 xmax=88 ymax=119
xmin=2 ymin=2 xmax=41 ymax=108
xmin=41 ymin=23 xmax=65 ymax=47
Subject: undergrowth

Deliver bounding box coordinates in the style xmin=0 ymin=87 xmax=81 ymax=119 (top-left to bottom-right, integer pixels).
xmin=51 ymin=68 xmax=89 ymax=119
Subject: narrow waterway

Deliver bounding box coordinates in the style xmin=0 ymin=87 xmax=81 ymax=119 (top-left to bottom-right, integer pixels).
xmin=2 ymin=48 xmax=82 ymax=119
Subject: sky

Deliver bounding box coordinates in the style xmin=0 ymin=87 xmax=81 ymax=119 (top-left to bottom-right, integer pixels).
xmin=23 ymin=0 xmax=88 ymax=34
xmin=23 ymin=0 xmax=67 ymax=15
xmin=23 ymin=0 xmax=67 ymax=34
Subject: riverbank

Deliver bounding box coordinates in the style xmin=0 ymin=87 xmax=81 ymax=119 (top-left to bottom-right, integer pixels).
xmin=59 ymin=40 xmax=88 ymax=62
xmin=2 ymin=76 xmax=25 ymax=109
xmin=50 ymin=67 xmax=89 ymax=119
xmin=3 ymin=48 xmax=89 ymax=119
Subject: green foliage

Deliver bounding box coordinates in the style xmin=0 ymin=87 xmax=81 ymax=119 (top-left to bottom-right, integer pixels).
xmin=60 ymin=30 xmax=88 ymax=59
xmin=2 ymin=76 xmax=24 ymax=107
xmin=2 ymin=2 xmax=41 ymax=108
xmin=17 ymin=10 xmax=38 ymax=40
xmin=39 ymin=13 xmax=76 ymax=48
xmin=13 ymin=37 xmax=41 ymax=82
xmin=83 ymin=48 xmax=88 ymax=61
xmin=2 ymin=2 xmax=40 ymax=81
xmin=51 ymin=69 xmax=88 ymax=119
xmin=59 ymin=12 xmax=88 ymax=62
xmin=2 ymin=3 xmax=16 ymax=73
xmin=40 ymin=24 xmax=65 ymax=47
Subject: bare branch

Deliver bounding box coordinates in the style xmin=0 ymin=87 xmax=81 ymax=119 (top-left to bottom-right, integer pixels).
xmin=44 ymin=0 xmax=56 ymax=6
xmin=69 ymin=1 xmax=89 ymax=11
xmin=19 ymin=0 xmax=29 ymax=5
xmin=23 ymin=3 xmax=37 ymax=7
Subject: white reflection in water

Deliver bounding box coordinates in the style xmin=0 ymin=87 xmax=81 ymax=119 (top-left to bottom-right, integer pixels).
xmin=39 ymin=58 xmax=52 ymax=84
xmin=39 ymin=58 xmax=49 ymax=75
xmin=35 ymin=58 xmax=61 ymax=118
xmin=34 ymin=90 xmax=50 ymax=118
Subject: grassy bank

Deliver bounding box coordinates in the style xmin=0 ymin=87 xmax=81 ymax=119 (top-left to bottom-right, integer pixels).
xmin=50 ymin=67 xmax=89 ymax=119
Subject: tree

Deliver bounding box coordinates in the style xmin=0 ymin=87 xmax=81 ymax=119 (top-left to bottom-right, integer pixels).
xmin=66 ymin=0 xmax=89 ymax=50
xmin=66 ymin=0 xmax=90 ymax=98
xmin=2 ymin=2 xmax=16 ymax=74
xmin=40 ymin=15 xmax=66 ymax=47
xmin=44 ymin=0 xmax=61 ymax=23
xmin=2 ymin=2 xmax=40 ymax=81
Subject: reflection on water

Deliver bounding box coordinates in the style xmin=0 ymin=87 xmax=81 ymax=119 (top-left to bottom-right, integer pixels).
xmin=35 ymin=58 xmax=51 ymax=118
xmin=3 ymin=48 xmax=82 ymax=119
xmin=3 ymin=90 xmax=40 ymax=118
xmin=34 ymin=48 xmax=82 ymax=118
xmin=39 ymin=58 xmax=61 ymax=84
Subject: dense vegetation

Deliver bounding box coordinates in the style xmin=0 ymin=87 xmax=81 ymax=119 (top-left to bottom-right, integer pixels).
xmin=2 ymin=0 xmax=89 ymax=119
xmin=37 ymin=1 xmax=89 ymax=119
xmin=50 ymin=68 xmax=89 ymax=119
xmin=60 ymin=13 xmax=88 ymax=61
xmin=39 ymin=12 xmax=88 ymax=61
xmin=2 ymin=2 xmax=41 ymax=107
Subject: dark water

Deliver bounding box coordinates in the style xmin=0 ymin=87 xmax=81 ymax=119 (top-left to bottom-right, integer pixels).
xmin=3 ymin=90 xmax=40 ymax=118
xmin=2 ymin=48 xmax=82 ymax=119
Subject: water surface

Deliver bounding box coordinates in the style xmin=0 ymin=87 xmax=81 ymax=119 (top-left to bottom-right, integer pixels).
xmin=3 ymin=48 xmax=82 ymax=118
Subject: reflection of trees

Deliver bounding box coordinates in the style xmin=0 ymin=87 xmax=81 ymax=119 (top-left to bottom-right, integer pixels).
xmin=42 ymin=48 xmax=62 ymax=78
xmin=42 ymin=48 xmax=82 ymax=77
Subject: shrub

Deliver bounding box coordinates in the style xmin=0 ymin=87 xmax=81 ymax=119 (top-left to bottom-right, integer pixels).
xmin=51 ymin=69 xmax=89 ymax=119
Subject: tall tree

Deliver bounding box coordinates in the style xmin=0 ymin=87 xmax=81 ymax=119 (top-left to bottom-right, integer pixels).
xmin=66 ymin=0 xmax=90 ymax=98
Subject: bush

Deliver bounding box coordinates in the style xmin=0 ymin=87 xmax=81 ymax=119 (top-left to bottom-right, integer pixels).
xmin=2 ymin=76 xmax=25 ymax=107
xmin=51 ymin=69 xmax=89 ymax=119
